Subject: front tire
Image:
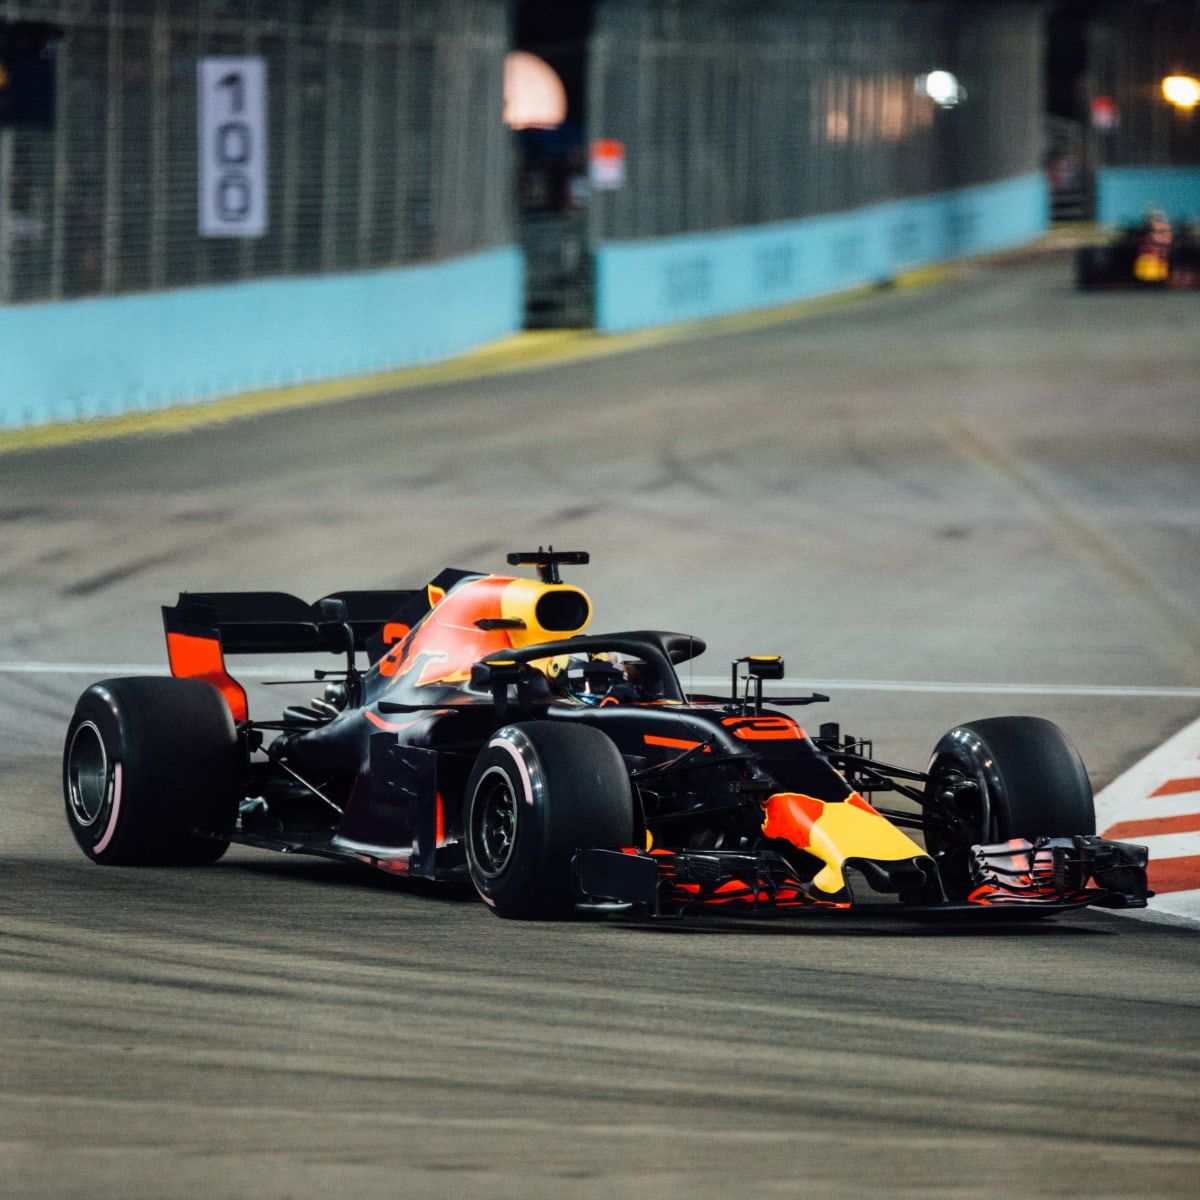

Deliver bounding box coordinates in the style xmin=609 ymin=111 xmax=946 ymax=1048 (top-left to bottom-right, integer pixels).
xmin=63 ymin=677 xmax=242 ymax=865
xmin=464 ymin=722 xmax=634 ymax=919
xmin=923 ymin=716 xmax=1094 ymax=877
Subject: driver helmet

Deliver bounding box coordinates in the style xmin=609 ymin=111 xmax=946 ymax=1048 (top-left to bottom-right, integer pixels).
xmin=1144 ymin=207 xmax=1172 ymax=239
xmin=536 ymin=652 xmax=653 ymax=705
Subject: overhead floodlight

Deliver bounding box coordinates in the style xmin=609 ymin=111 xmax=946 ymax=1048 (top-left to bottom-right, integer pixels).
xmin=1162 ymin=74 xmax=1200 ymax=110
xmin=503 ymin=51 xmax=567 ymax=131
xmin=917 ymin=70 xmax=965 ymax=109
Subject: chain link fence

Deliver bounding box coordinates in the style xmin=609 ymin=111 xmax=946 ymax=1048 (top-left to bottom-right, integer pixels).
xmin=0 ymin=0 xmax=511 ymax=305
xmin=1089 ymin=0 xmax=1200 ymax=169
xmin=588 ymin=0 xmax=1043 ymax=243
xmin=1 ymin=1 xmax=1056 ymax=314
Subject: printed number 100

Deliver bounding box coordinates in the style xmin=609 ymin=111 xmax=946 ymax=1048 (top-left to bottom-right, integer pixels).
xmin=216 ymin=71 xmax=251 ymax=221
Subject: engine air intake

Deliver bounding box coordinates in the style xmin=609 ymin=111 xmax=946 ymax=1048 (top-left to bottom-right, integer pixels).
xmin=535 ymin=589 xmax=590 ymax=632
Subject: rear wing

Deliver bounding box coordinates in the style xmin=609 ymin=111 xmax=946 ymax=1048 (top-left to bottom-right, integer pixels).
xmin=163 ymin=591 xmax=417 ymax=654
xmin=162 ymin=590 xmax=418 ymax=721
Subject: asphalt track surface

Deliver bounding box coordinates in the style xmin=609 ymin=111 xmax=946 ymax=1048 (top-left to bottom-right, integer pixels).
xmin=2 ymin=256 xmax=1199 ymax=1198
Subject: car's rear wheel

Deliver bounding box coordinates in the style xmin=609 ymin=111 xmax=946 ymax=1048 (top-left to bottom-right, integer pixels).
xmin=464 ymin=722 xmax=634 ymax=919
xmin=63 ymin=677 xmax=243 ymax=865
xmin=923 ymin=716 xmax=1094 ymax=893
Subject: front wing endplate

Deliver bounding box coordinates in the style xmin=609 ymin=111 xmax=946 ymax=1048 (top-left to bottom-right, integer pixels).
xmin=966 ymin=836 xmax=1151 ymax=909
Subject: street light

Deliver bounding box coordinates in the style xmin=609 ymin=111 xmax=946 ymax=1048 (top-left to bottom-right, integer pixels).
xmin=1162 ymin=75 xmax=1200 ymax=110
xmin=916 ymin=70 xmax=965 ymax=109
xmin=503 ymin=51 xmax=567 ymax=131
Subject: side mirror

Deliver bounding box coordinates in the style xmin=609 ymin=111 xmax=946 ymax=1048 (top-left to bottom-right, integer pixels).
xmin=317 ymin=597 xmax=349 ymax=624
xmin=471 ymin=658 xmax=534 ymax=722
xmin=731 ymin=655 xmax=785 ymax=714
xmin=747 ymin=656 xmax=785 ymax=680
xmin=316 ymin=597 xmax=357 ymax=699
xmin=469 ymin=659 xmax=523 ymax=690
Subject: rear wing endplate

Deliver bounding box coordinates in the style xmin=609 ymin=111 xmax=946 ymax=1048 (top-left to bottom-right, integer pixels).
xmin=161 ymin=590 xmax=418 ymax=721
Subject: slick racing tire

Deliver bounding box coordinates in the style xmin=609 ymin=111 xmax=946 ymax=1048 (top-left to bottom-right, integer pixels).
xmin=63 ymin=677 xmax=242 ymax=866
xmin=923 ymin=716 xmax=1095 ymax=859
xmin=1075 ymin=246 xmax=1109 ymax=290
xmin=464 ymin=722 xmax=634 ymax=919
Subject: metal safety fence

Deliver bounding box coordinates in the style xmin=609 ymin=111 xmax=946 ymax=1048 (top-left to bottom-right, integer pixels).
xmin=587 ymin=0 xmax=1044 ymax=243
xmin=0 ymin=0 xmax=511 ymax=305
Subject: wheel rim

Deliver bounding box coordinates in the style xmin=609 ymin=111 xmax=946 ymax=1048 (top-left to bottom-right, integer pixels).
xmin=470 ymin=768 xmax=519 ymax=879
xmin=67 ymin=721 xmax=111 ymax=828
xmin=925 ymin=757 xmax=990 ymax=857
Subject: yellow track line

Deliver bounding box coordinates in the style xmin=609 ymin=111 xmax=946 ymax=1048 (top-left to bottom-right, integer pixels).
xmin=0 ymin=264 xmax=953 ymax=455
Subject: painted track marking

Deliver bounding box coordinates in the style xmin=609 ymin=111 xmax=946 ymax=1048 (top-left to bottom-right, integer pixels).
xmin=5 ymin=661 xmax=1200 ymax=699
xmin=939 ymin=417 xmax=1200 ymax=675
xmin=1095 ymin=714 xmax=1200 ymax=927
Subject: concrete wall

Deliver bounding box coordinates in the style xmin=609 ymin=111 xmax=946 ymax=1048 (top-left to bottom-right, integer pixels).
xmin=0 ymin=245 xmax=523 ymax=428
xmin=2 ymin=171 xmax=1054 ymax=427
xmin=1096 ymin=168 xmax=1200 ymax=225
xmin=594 ymin=173 xmax=1048 ymax=334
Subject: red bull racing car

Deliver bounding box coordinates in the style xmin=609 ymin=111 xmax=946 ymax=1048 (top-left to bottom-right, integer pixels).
xmin=1076 ymin=214 xmax=1200 ymax=290
xmin=62 ymin=551 xmax=1150 ymax=920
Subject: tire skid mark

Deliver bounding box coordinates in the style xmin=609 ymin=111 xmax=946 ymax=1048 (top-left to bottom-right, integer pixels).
xmin=60 ymin=550 xmax=190 ymax=599
xmin=938 ymin=416 xmax=1200 ymax=674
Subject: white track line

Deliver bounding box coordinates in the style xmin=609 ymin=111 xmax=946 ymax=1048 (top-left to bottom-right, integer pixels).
xmin=4 ymin=662 xmax=1200 ymax=699
xmin=1094 ymin=717 xmax=1200 ymax=830
xmin=687 ymin=676 xmax=1200 ymax=699
xmin=1095 ymin=712 xmax=1200 ymax=930
xmin=1101 ymin=791 xmax=1200 ymax=822
xmin=1120 ymin=830 xmax=1200 ymax=860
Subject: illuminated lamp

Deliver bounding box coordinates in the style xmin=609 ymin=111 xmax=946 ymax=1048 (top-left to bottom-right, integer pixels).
xmin=1162 ymin=75 xmax=1200 ymax=110
xmin=916 ymin=69 xmax=965 ymax=109
xmin=825 ymin=110 xmax=850 ymax=142
xmin=503 ymin=51 xmax=567 ymax=131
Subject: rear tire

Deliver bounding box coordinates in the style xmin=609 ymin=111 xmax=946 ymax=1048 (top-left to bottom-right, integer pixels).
xmin=63 ymin=677 xmax=242 ymax=865
xmin=464 ymin=722 xmax=634 ymax=919
xmin=924 ymin=716 xmax=1094 ymax=862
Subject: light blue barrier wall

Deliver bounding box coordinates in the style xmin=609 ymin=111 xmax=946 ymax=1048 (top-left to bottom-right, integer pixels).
xmin=0 ymin=245 xmax=523 ymax=428
xmin=595 ymin=173 xmax=1048 ymax=334
xmin=1096 ymin=167 xmax=1200 ymax=225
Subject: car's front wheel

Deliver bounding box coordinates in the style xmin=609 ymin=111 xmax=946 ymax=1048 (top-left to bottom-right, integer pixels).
xmin=464 ymin=722 xmax=634 ymax=919
xmin=923 ymin=715 xmax=1094 ymax=893
xmin=1075 ymin=245 xmax=1110 ymax=289
xmin=63 ymin=676 xmax=243 ymax=865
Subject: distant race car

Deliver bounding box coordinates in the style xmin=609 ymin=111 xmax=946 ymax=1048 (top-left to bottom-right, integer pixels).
xmin=63 ymin=551 xmax=1150 ymax=921
xmin=1076 ymin=215 xmax=1200 ymax=290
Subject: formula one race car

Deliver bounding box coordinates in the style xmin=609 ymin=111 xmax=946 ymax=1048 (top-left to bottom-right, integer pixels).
xmin=1076 ymin=213 xmax=1200 ymax=290
xmin=62 ymin=551 xmax=1150 ymax=920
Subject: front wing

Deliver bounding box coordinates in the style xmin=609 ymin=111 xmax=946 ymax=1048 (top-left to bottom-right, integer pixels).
xmin=574 ymin=835 xmax=1150 ymax=918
